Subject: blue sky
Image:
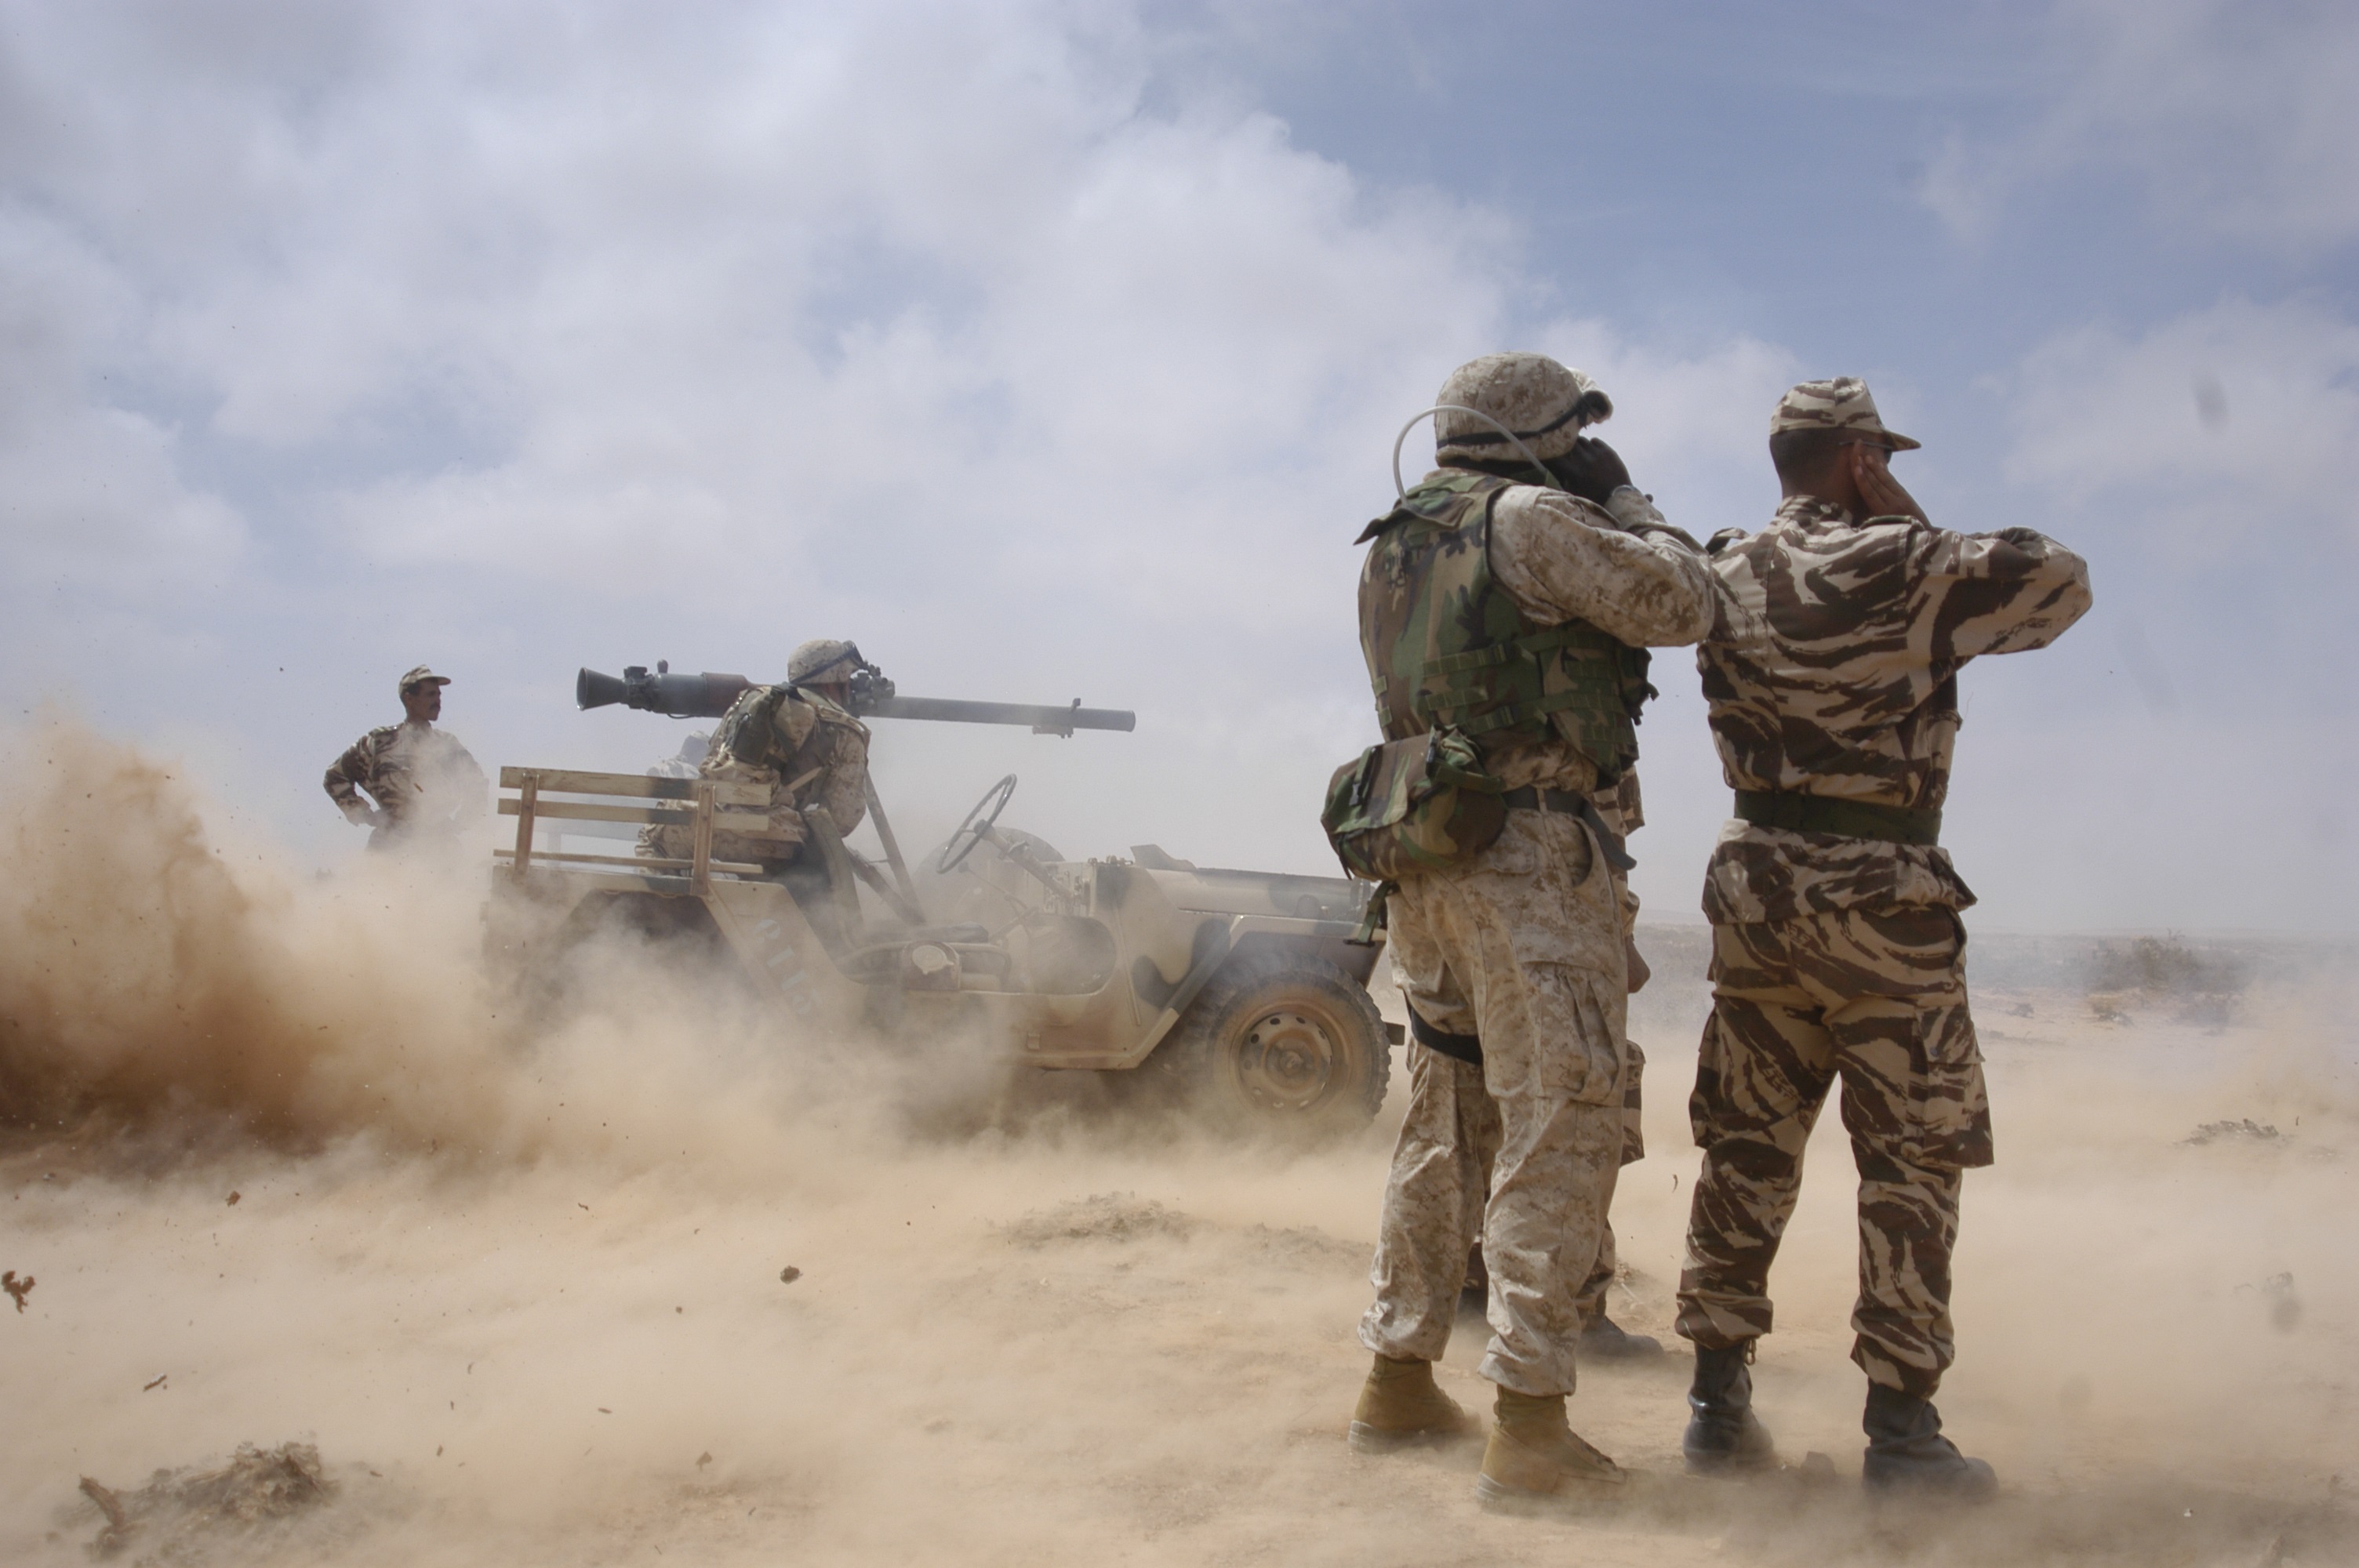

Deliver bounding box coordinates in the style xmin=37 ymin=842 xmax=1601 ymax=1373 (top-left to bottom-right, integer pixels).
xmin=2 ymin=0 xmax=2353 ymax=931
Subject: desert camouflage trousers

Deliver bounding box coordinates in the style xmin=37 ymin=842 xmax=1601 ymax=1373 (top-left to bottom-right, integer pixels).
xmin=1460 ymin=1037 xmax=1643 ymax=1321
xmin=1574 ymin=1037 xmax=1645 ymax=1323
xmin=1675 ymin=906 xmax=1992 ymax=1398
xmin=1361 ymin=808 xmax=1628 ymax=1396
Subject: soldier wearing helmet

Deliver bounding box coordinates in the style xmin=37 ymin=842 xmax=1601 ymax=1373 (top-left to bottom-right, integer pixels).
xmin=645 ymin=639 xmax=872 ymax=873
xmin=1346 ymin=354 xmax=1718 ymax=1504
xmin=323 ymin=665 xmax=488 ymax=851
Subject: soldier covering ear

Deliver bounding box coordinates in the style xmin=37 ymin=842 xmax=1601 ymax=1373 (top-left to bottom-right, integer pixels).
xmin=1347 ymin=353 xmax=1716 ymax=1504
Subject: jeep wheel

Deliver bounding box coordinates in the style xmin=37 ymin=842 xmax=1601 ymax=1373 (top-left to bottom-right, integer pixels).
xmin=1169 ymin=955 xmax=1390 ymax=1135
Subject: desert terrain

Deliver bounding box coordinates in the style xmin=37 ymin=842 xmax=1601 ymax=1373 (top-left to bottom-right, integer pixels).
xmin=4 ymin=720 xmax=2354 ymax=1566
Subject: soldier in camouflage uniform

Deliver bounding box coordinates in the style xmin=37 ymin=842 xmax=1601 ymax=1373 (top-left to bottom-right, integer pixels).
xmin=1674 ymin=379 xmax=2092 ymax=1496
xmin=1463 ymin=765 xmax=1661 ymax=1360
xmin=322 ymin=666 xmax=487 ymax=851
xmin=643 ymin=639 xmax=871 ymax=872
xmin=1572 ymin=768 xmax=1661 ymax=1357
xmin=1347 ymin=353 xmax=1716 ymax=1504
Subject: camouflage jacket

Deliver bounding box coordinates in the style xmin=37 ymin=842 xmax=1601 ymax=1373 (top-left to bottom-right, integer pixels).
xmin=703 ymin=685 xmax=870 ymax=840
xmin=322 ymin=721 xmax=487 ymax=833
xmin=1412 ymin=470 xmax=1715 ymax=797
xmin=1696 ymin=495 xmax=2092 ymax=924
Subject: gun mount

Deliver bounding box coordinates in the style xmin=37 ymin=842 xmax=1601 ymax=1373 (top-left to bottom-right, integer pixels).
xmin=576 ymin=661 xmax=1136 ymax=738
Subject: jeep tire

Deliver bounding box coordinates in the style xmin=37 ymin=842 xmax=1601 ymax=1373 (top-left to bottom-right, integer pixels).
xmin=1168 ymin=954 xmax=1390 ymax=1135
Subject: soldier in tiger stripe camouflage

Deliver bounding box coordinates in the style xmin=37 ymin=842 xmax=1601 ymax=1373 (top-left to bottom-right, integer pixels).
xmin=1674 ymin=378 xmax=2092 ymax=1497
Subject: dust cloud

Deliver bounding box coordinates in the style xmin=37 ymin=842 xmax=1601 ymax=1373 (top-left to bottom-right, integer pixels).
xmin=4 ymin=717 xmax=2355 ymax=1566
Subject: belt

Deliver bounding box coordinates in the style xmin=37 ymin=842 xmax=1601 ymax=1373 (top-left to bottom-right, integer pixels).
xmin=1499 ymin=786 xmax=1589 ymax=814
xmin=1498 ymin=785 xmax=1637 ymax=871
xmin=1733 ymin=789 xmax=1942 ymax=847
xmin=1408 ymin=1008 xmax=1483 ymax=1068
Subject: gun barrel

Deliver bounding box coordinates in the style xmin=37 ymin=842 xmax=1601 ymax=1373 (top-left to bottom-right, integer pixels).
xmin=862 ymin=695 xmax=1136 ymax=735
xmin=580 ymin=664 xmax=1136 ymax=735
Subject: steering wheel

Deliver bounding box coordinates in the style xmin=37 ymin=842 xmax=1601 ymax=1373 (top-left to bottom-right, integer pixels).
xmin=936 ymin=774 xmax=1019 ymax=873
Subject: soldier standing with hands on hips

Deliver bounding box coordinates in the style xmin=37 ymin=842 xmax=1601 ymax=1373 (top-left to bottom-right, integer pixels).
xmin=1676 ymin=379 xmax=2091 ymax=1495
xmin=323 ymin=666 xmax=487 ymax=851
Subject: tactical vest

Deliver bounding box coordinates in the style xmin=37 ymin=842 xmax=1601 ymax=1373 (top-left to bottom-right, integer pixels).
xmin=707 ymin=684 xmax=862 ymax=797
xmin=708 ymin=684 xmax=791 ymax=768
xmin=1357 ymin=471 xmax=1653 ymax=785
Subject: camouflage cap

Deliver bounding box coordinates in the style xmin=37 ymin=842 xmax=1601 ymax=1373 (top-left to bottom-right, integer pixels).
xmin=1770 ymin=378 xmax=1920 ymax=452
xmin=787 ymin=638 xmax=860 ymax=684
xmin=1434 ymin=353 xmax=1613 ymax=464
xmin=398 ymin=665 xmax=451 ymax=694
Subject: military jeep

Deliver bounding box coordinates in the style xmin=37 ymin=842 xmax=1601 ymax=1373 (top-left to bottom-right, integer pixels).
xmin=485 ymin=767 xmax=1397 ymax=1132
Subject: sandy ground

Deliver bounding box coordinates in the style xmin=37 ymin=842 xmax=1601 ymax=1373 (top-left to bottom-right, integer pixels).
xmin=4 ymin=721 xmax=2356 ymax=1566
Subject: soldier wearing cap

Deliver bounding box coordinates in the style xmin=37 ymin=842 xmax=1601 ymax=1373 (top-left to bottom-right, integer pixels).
xmin=645 ymin=638 xmax=871 ymax=872
xmin=323 ymin=666 xmax=489 ymax=851
xmin=1346 ymin=353 xmax=1717 ymax=1504
xmin=1674 ymin=379 xmax=2091 ymax=1495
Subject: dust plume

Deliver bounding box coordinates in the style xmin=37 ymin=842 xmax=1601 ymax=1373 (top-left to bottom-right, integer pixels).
xmin=0 ymin=717 xmax=906 ymax=1174
xmin=3 ymin=717 xmax=2357 ymax=1566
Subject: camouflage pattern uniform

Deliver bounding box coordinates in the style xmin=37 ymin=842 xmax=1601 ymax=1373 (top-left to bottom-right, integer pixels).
xmin=1676 ymin=379 xmax=2093 ymax=1398
xmin=1572 ymin=768 xmax=1648 ymax=1329
xmin=323 ymin=722 xmax=486 ymax=849
xmin=1361 ymin=471 xmax=1714 ymax=1398
xmin=645 ymin=684 xmax=870 ymax=868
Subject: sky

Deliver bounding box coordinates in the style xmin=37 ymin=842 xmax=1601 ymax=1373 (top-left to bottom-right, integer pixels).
xmin=2 ymin=0 xmax=2354 ymax=933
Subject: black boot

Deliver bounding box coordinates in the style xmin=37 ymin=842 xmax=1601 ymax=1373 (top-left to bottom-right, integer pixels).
xmin=1682 ymin=1341 xmax=1776 ymax=1475
xmin=1861 ymin=1383 xmax=1997 ymax=1499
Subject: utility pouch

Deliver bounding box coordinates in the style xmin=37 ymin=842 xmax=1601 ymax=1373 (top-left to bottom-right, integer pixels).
xmin=1319 ymin=728 xmax=1507 ymax=887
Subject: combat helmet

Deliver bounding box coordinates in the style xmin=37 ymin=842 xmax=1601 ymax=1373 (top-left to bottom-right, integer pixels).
xmin=1433 ymin=353 xmax=1612 ymax=465
xmin=787 ymin=638 xmax=863 ymax=686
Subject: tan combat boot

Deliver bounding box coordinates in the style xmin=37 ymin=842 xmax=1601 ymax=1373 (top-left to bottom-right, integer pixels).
xmin=1348 ymin=1355 xmax=1474 ymax=1454
xmin=1477 ymin=1387 xmax=1625 ymax=1504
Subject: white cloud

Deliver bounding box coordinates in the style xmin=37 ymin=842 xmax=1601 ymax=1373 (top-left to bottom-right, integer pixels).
xmin=0 ymin=2 xmax=1835 ymax=885
xmin=1921 ymin=0 xmax=2359 ymax=252
xmin=2002 ymin=294 xmax=2359 ymax=534
xmin=0 ymin=209 xmax=243 ymax=590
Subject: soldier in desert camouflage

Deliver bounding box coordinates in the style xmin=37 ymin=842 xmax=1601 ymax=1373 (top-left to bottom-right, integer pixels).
xmin=1674 ymin=379 xmax=2092 ymax=1495
xmin=322 ymin=666 xmax=488 ymax=851
xmin=1347 ymin=353 xmax=1716 ymax=1504
xmin=642 ymin=639 xmax=871 ymax=873
xmin=1461 ymin=765 xmax=1663 ymax=1362
xmin=1572 ymin=768 xmax=1662 ymax=1357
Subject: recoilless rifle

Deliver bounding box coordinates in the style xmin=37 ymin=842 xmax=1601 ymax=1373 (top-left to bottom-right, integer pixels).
xmin=576 ymin=659 xmax=1136 ymax=738
xmin=499 ymin=652 xmax=1390 ymax=1137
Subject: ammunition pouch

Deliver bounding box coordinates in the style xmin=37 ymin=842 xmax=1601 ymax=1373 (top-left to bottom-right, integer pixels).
xmin=1320 ymin=727 xmax=1507 ymax=897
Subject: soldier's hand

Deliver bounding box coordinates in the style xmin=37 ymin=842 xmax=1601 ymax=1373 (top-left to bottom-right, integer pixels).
xmin=1547 ymin=436 xmax=1634 ymax=506
xmin=1852 ymin=444 xmax=1928 ymax=522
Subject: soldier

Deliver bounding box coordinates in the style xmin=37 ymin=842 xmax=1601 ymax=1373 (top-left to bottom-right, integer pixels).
xmin=323 ymin=666 xmax=487 ymax=851
xmin=1674 ymin=379 xmax=2091 ymax=1495
xmin=645 ymin=639 xmax=871 ymax=872
xmin=1463 ymin=766 xmax=1663 ymax=1363
xmin=1347 ymin=353 xmax=1716 ymax=1504
xmin=1573 ymin=767 xmax=1663 ymax=1359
